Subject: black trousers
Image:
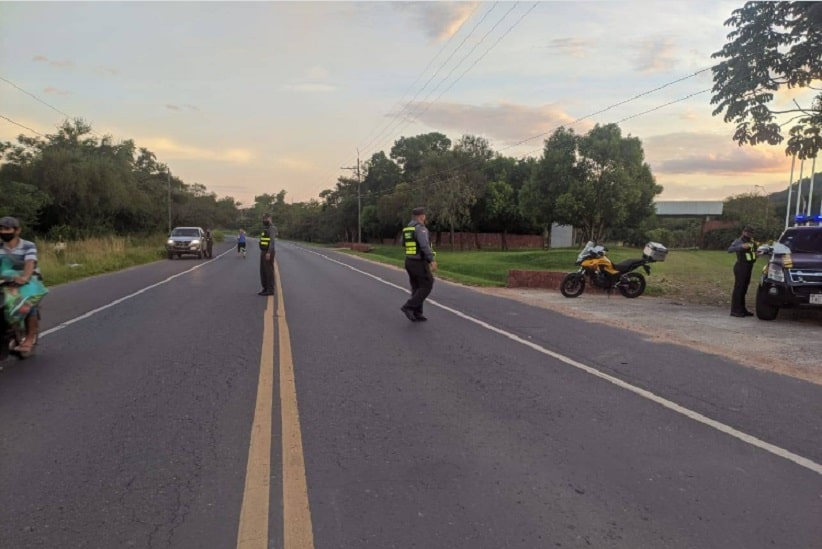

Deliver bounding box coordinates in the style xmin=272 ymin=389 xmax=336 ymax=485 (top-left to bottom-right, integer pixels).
xmin=260 ymin=250 xmax=275 ymax=292
xmin=404 ymin=258 xmax=434 ymax=312
xmin=731 ymin=261 xmax=754 ymax=313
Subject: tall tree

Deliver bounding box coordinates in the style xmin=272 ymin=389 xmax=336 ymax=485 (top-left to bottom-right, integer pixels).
xmin=389 ymin=132 xmax=451 ymax=181
xmin=519 ymin=127 xmax=581 ymax=233
xmin=711 ymin=2 xmax=822 ymax=159
xmin=554 ymin=124 xmax=661 ymax=243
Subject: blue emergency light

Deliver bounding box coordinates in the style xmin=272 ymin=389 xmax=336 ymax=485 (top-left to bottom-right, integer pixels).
xmin=794 ymin=214 xmax=822 ymax=224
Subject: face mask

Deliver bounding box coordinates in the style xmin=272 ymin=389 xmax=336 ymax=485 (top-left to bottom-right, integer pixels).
xmin=0 ymin=233 xmax=14 ymax=243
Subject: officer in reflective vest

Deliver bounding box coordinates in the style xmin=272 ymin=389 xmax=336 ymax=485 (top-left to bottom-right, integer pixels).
xmin=400 ymin=207 xmax=437 ymax=321
xmin=258 ymin=213 xmax=276 ymax=296
xmin=727 ymin=224 xmax=759 ymax=317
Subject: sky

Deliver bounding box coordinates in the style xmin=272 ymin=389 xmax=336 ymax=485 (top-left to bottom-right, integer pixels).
xmin=0 ymin=1 xmax=817 ymax=208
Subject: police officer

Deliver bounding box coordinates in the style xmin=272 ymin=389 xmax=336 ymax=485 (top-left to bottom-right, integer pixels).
xmin=400 ymin=206 xmax=437 ymax=321
xmin=258 ymin=213 xmax=276 ymax=296
xmin=727 ymin=224 xmax=759 ymax=317
xmin=204 ymin=227 xmax=214 ymax=259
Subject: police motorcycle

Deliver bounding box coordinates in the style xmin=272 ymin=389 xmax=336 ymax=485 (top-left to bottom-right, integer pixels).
xmin=560 ymin=241 xmax=667 ymax=298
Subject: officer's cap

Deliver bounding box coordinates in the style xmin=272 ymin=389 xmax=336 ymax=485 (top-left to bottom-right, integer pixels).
xmin=743 ymin=224 xmax=755 ymax=233
xmin=412 ymin=207 xmax=426 ymax=216
xmin=0 ymin=216 xmax=20 ymax=229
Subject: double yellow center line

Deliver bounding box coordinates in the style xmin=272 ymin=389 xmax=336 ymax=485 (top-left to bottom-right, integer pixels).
xmin=237 ymin=262 xmax=315 ymax=548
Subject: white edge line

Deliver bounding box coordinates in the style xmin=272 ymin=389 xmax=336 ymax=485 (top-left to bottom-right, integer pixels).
xmin=39 ymin=248 xmax=232 ymax=338
xmin=299 ymin=246 xmax=822 ymax=477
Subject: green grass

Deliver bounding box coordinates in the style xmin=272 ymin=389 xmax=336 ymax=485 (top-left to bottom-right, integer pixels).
xmin=34 ymin=234 xmax=745 ymax=309
xmin=348 ymin=244 xmax=746 ymax=307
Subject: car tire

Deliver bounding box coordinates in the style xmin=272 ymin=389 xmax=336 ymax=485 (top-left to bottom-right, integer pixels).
xmin=167 ymin=252 xmax=174 ymax=260
xmin=755 ymin=286 xmax=779 ymax=321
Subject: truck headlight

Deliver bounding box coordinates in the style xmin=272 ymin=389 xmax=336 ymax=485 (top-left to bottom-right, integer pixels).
xmin=767 ymin=263 xmax=785 ymax=282
xmin=167 ymin=239 xmax=174 ymax=245
xmin=190 ymin=239 xmax=200 ymax=246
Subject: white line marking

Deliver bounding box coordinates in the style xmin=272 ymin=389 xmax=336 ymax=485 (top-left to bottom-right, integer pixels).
xmin=298 ymin=246 xmax=822 ymax=476
xmin=39 ymin=248 xmax=232 ymax=338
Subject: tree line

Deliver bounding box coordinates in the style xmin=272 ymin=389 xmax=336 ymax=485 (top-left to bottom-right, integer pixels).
xmin=0 ymin=118 xmax=663 ymax=248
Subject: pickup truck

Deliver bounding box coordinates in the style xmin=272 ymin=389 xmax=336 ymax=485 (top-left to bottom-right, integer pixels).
xmin=755 ymin=225 xmax=822 ymax=320
xmin=166 ymin=226 xmax=207 ymax=259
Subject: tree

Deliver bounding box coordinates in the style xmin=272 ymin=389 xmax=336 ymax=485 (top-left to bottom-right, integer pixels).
xmin=711 ymin=2 xmax=822 ymax=159
xmin=519 ymin=127 xmax=581 ymax=233
xmin=555 ymin=124 xmax=661 ymax=243
xmin=389 ymin=132 xmax=451 ymax=181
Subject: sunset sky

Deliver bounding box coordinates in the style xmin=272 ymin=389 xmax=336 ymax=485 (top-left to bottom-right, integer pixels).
xmin=1 ymin=1 xmax=816 ymax=207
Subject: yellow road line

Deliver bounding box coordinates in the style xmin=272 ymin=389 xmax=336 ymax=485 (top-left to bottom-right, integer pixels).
xmin=277 ymin=263 xmax=315 ymax=548
xmin=236 ymin=289 xmax=275 ymax=549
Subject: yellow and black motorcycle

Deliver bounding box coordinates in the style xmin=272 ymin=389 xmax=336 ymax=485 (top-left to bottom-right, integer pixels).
xmin=560 ymin=241 xmax=667 ymax=298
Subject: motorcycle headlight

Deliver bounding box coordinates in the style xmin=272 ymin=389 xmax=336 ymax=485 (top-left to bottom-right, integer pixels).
xmin=767 ymin=263 xmax=784 ymax=282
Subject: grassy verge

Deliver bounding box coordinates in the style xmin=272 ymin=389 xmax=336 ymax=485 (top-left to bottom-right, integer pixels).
xmin=36 ymin=235 xmax=169 ymax=286
xmin=346 ymin=244 xmax=745 ymax=307
xmin=33 ymin=234 xmax=744 ymax=308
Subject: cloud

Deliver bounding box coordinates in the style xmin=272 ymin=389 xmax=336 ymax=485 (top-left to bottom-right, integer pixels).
xmin=282 ymin=83 xmax=336 ymax=93
xmin=165 ymin=104 xmax=200 ymax=112
xmin=283 ymin=66 xmax=336 ymax=93
xmin=644 ymin=132 xmax=793 ymax=175
xmin=274 ymin=156 xmax=316 ymax=174
xmin=141 ymin=137 xmax=253 ymax=164
xmin=394 ymin=2 xmax=479 ymax=41
xmin=633 ymin=37 xmax=678 ymax=74
xmin=43 ymin=87 xmax=71 ymax=96
xmin=32 ymin=55 xmax=73 ymax=68
xmin=95 ymin=66 xmax=119 ymax=77
xmin=404 ymin=100 xmax=592 ymax=149
xmin=541 ymin=37 xmax=591 ymax=58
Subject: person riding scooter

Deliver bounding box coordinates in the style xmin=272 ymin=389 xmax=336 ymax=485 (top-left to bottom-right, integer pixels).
xmin=0 ymin=216 xmax=47 ymax=357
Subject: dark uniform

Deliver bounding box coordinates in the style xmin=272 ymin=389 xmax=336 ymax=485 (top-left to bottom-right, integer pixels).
xmin=400 ymin=207 xmax=436 ymax=321
xmin=727 ymin=225 xmax=758 ymax=317
xmin=258 ymin=215 xmax=276 ymax=296
xmin=204 ymin=229 xmax=214 ymax=259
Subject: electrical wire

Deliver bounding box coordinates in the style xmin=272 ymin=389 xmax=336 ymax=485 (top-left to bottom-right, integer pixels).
xmin=0 ymin=114 xmax=46 ymax=137
xmin=362 ymin=2 xmax=524 ymax=162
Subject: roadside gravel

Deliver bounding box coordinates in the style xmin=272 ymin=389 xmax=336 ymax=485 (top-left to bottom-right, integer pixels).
xmin=474 ymin=286 xmax=822 ymax=386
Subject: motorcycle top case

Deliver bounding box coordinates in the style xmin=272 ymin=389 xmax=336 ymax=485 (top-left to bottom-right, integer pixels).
xmin=643 ymin=242 xmax=668 ymax=262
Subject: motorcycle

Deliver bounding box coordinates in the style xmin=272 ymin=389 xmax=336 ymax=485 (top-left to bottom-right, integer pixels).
xmin=560 ymin=241 xmax=667 ymax=298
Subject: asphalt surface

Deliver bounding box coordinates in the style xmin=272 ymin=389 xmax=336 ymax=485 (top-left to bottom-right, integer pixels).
xmin=0 ymin=241 xmax=820 ymax=548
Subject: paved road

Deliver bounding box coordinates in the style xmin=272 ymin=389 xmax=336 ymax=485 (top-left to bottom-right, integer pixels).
xmin=1 ymin=241 xmax=820 ymax=548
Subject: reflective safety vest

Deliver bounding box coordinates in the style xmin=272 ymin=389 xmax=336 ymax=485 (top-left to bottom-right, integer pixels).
xmin=402 ymin=226 xmax=418 ymax=257
xmin=259 ymin=229 xmax=271 ymax=250
xmin=739 ymin=240 xmax=758 ymax=263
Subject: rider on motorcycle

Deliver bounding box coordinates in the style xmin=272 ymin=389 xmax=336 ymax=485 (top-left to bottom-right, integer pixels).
xmin=0 ymin=216 xmax=42 ymax=355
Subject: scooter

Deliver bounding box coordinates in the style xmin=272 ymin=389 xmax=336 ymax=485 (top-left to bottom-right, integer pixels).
xmin=560 ymin=241 xmax=667 ymax=298
xmin=0 ymin=277 xmax=41 ymax=365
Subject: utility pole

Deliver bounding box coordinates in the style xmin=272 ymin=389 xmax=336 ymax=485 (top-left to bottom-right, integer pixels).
xmin=167 ymin=167 xmax=172 ymax=234
xmin=785 ymin=154 xmax=796 ymax=230
xmin=340 ymin=149 xmax=362 ymax=243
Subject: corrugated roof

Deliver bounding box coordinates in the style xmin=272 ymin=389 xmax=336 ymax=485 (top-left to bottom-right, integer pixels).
xmin=655 ymin=201 xmax=723 ymax=216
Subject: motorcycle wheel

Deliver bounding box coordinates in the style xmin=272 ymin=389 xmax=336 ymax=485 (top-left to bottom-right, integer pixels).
xmin=560 ymin=273 xmax=585 ymax=298
xmin=618 ymin=272 xmax=646 ymax=298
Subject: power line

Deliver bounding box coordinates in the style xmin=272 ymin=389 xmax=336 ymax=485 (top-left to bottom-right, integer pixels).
xmin=0 ymin=75 xmax=73 ymax=120
xmin=410 ymin=3 xmax=540 ymax=130
xmin=355 ymin=2 xmax=486 ymax=157
xmin=327 ymin=3 xmax=501 ymax=190
xmin=0 ymin=114 xmax=46 ymax=136
xmin=363 ymin=2 xmax=524 ymax=162
xmin=501 ymin=66 xmax=714 ymax=153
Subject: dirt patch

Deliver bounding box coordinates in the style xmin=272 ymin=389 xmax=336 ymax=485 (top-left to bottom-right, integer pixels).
xmin=474 ymin=286 xmax=822 ymax=386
